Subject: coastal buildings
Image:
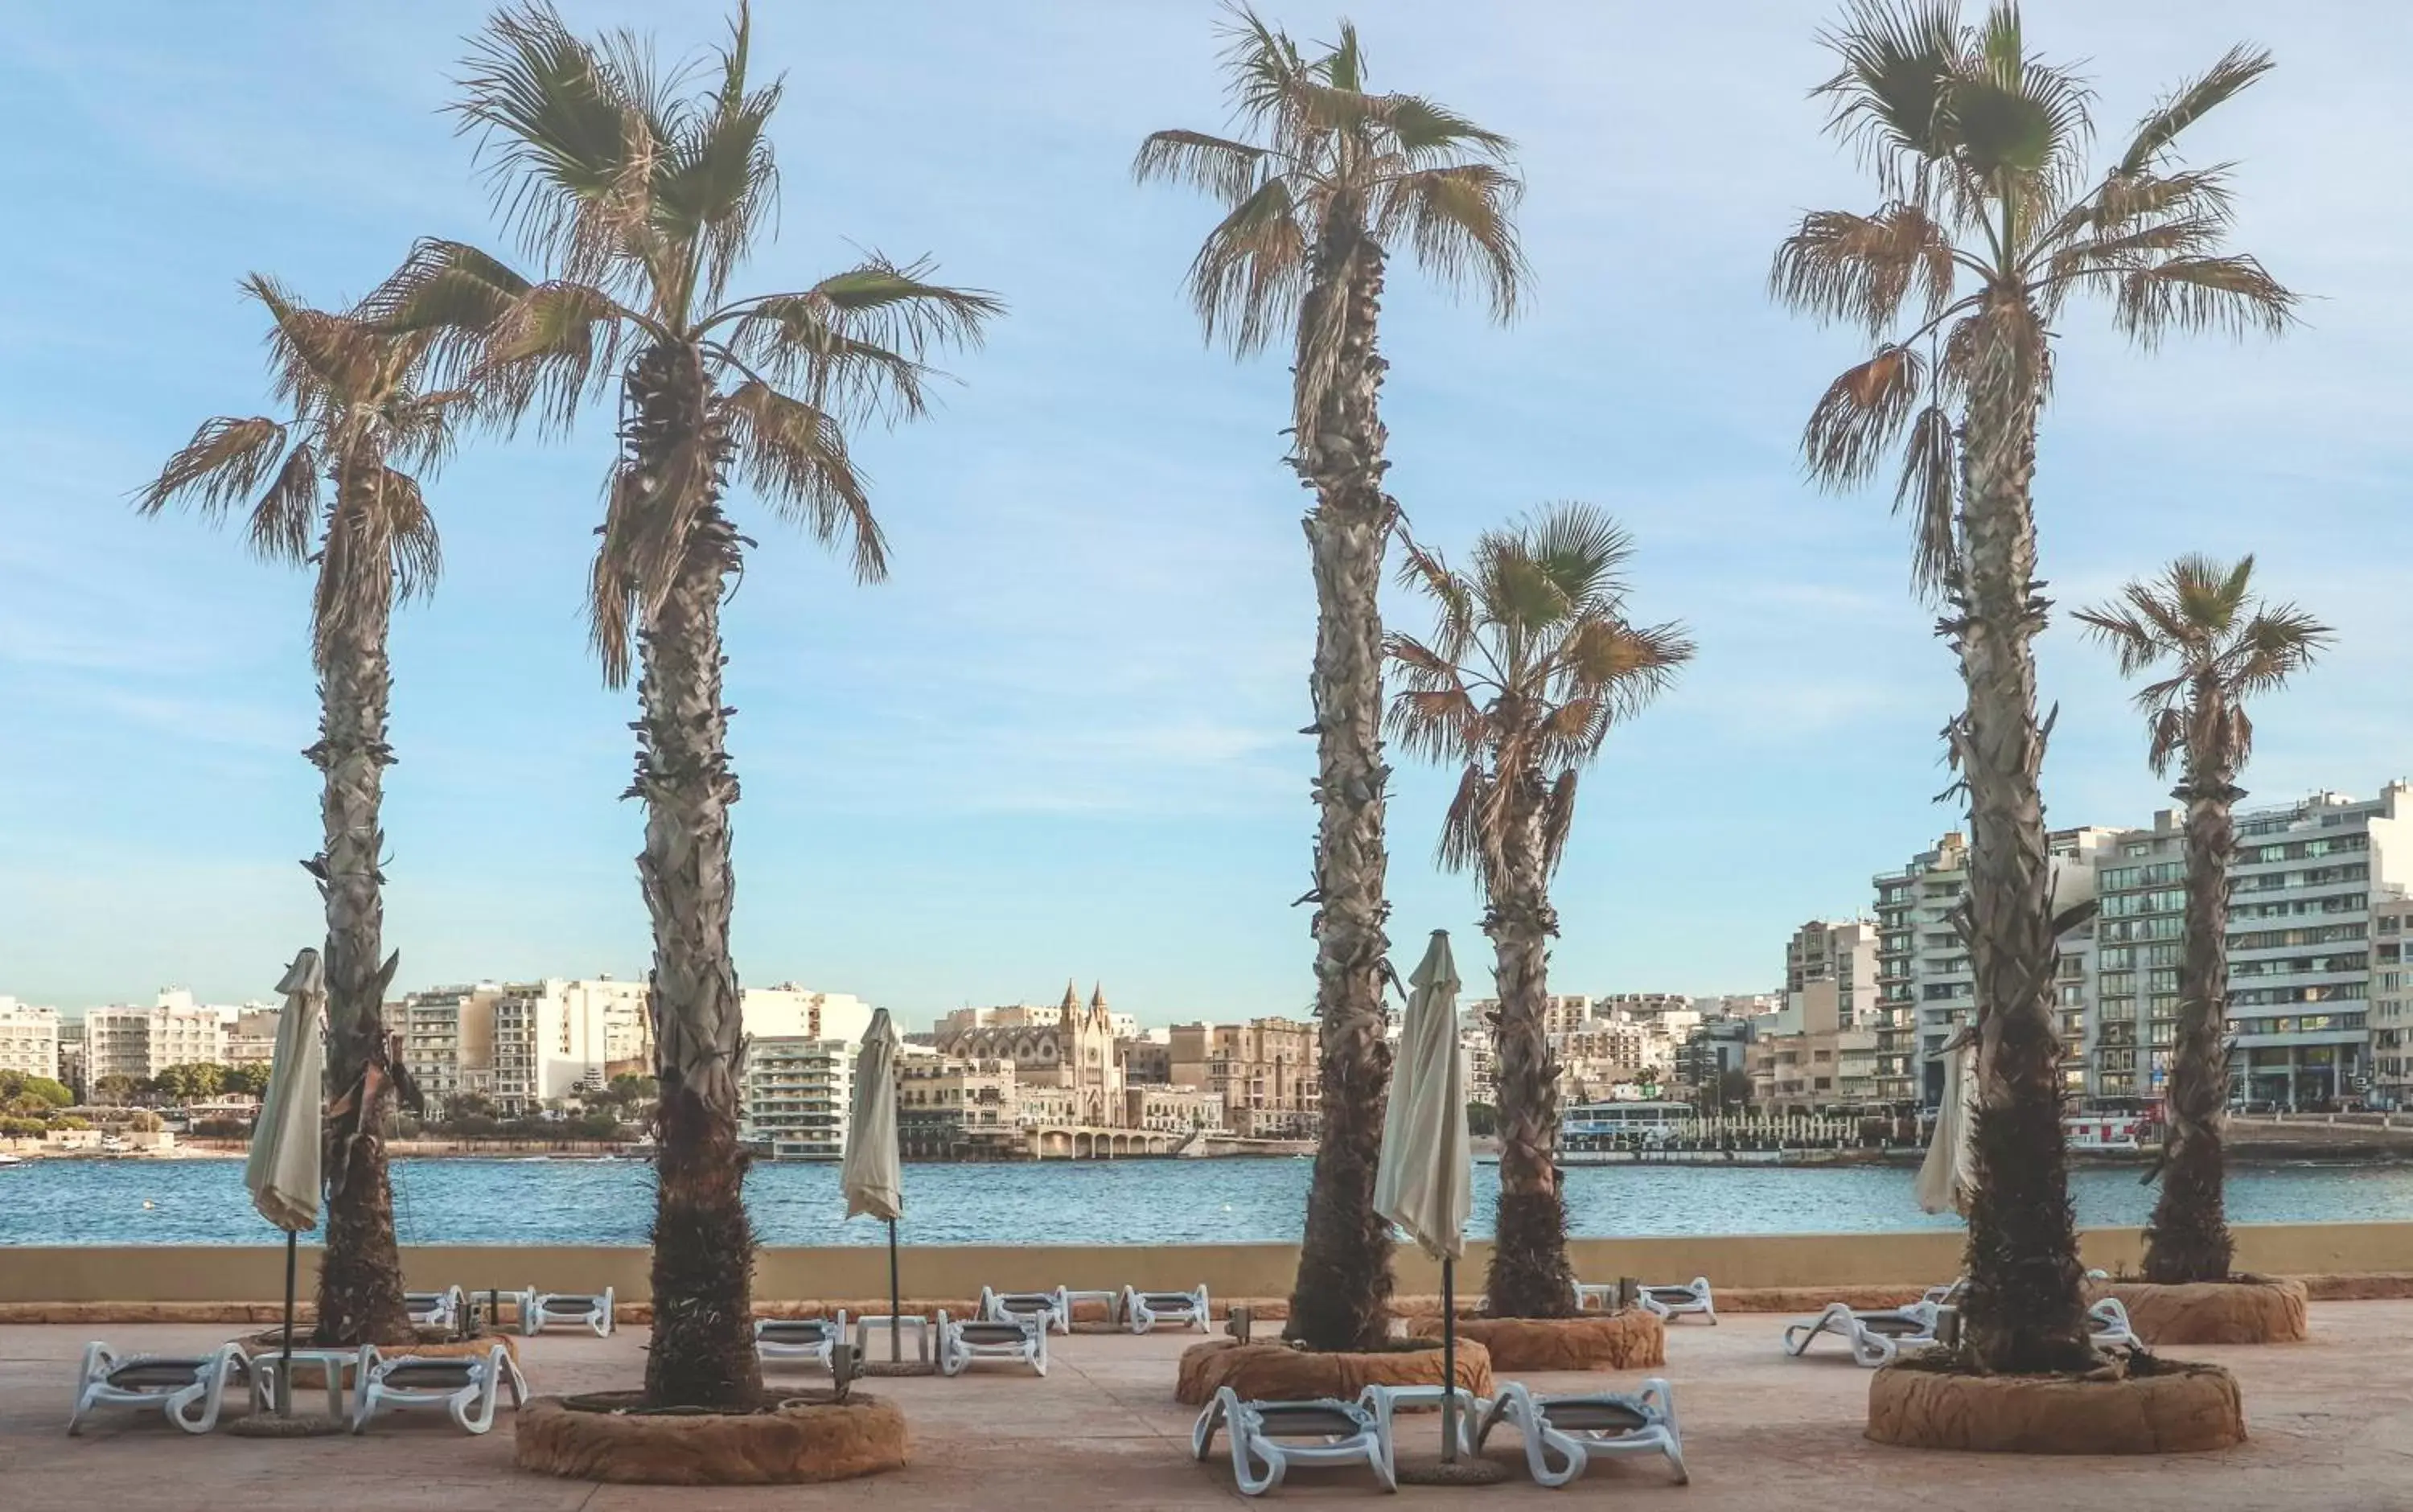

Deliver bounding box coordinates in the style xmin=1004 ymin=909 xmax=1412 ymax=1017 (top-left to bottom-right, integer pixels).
xmin=397 ymin=976 xmax=652 ymax=1114
xmin=1166 ymin=1017 xmax=1317 ymax=1137
xmin=222 ymin=1007 xmax=280 ymax=1066
xmin=897 ymin=1056 xmax=1022 ymax=1158
xmin=83 ymin=992 xmax=227 ymax=1083
xmin=740 ymin=1036 xmax=855 ymax=1158
xmin=2370 ymin=897 xmax=2413 ymax=1106
xmin=935 ymin=984 xmax=1126 ymax=1127
xmin=0 ymin=998 xmax=61 ymax=1082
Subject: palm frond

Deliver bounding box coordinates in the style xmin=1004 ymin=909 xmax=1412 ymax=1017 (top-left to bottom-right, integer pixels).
xmin=2113 ymin=254 xmax=2296 ymax=346
xmin=245 ymin=441 xmax=321 ymax=567
xmin=1770 ymin=204 xmax=1957 ymax=331
xmin=1894 ymin=401 xmax=1959 ymax=594
xmin=1374 ymin=162 xmax=1527 ymax=321
xmin=1815 ymin=0 xmax=1963 ymax=193
xmin=1180 ymin=173 xmax=1308 ymax=357
xmin=1803 ymin=343 xmax=1926 ymax=488
xmin=2115 ymin=45 xmax=2273 ymax=176
xmin=1539 ymin=768 xmax=1581 ymax=875
xmin=721 ymin=378 xmax=885 ymax=582
xmin=137 ymin=417 xmax=290 ymax=520
xmin=485 ymin=279 xmax=633 ymax=433
xmin=1132 ymin=129 xmax=1271 ymax=207
xmin=1434 ymin=764 xmax=1490 ymax=875
xmin=1366 ymin=92 xmax=1513 ymax=163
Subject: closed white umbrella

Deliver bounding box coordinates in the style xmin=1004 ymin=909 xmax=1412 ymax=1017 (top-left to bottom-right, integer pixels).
xmin=840 ymin=1009 xmax=905 ymax=1358
xmin=1915 ymin=1030 xmax=1977 ymax=1216
xmin=245 ymin=950 xmax=326 ymax=1415
xmin=1375 ymin=931 xmax=1475 ymax=1465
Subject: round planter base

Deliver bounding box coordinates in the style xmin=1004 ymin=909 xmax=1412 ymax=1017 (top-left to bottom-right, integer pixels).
xmin=2092 ymin=1277 xmax=2308 ymax=1346
xmin=1408 ymin=1312 xmax=1665 ymax=1372
xmin=514 ymin=1391 xmax=907 ymax=1485
xmin=1395 ymin=1453 xmax=1511 ymax=1485
xmin=1867 ymin=1359 xmax=2245 ymax=1455
xmin=1175 ymin=1339 xmax=1492 ymax=1407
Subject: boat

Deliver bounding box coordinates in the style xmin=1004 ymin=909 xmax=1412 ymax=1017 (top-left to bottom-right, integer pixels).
xmin=0 ymin=1152 xmax=24 ymax=1168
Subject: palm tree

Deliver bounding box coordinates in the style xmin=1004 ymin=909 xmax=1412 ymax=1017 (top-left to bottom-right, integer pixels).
xmin=1770 ymin=1 xmax=2293 ymax=1372
xmin=138 ymin=280 xmax=464 ymax=1347
xmin=380 ymin=2 xmax=998 ymax=1407
xmin=1388 ymin=504 xmax=1690 ymax=1317
xmin=2077 ymin=557 xmax=2328 ymax=1284
xmin=1136 ymin=5 xmax=1527 ymax=1352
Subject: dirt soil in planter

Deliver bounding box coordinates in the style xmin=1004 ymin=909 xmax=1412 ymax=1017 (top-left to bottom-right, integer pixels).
xmin=2090 ymin=1276 xmax=2308 ymax=1346
xmin=1405 ymin=1311 xmax=1666 ymax=1371
xmin=1867 ymin=1354 xmax=2245 ymax=1455
xmin=1175 ymin=1338 xmax=1492 ymax=1407
xmin=515 ymin=1391 xmax=907 ymax=1485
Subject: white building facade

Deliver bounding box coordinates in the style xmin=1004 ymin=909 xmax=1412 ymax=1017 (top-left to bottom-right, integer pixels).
xmin=83 ymin=992 xmax=228 ymax=1083
xmin=0 ymin=997 xmax=62 ymax=1082
xmin=741 ymin=1036 xmax=856 ymax=1159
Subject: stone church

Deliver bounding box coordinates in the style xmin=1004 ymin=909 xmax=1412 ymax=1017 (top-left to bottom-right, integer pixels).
xmin=935 ymin=982 xmax=1127 ymax=1127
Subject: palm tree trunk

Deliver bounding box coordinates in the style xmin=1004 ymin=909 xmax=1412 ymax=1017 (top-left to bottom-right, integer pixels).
xmin=1953 ymin=299 xmax=2093 ymax=1374
xmin=1285 ymin=205 xmax=1397 ymax=1353
xmin=2144 ymin=725 xmax=2240 ymax=1283
xmin=626 ymin=343 xmax=761 ymax=1409
xmin=310 ymin=559 xmax=413 ymax=1348
xmin=1484 ymin=777 xmax=1573 ymax=1318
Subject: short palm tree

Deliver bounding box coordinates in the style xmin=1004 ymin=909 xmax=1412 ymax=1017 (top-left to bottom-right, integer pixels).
xmin=1137 ymin=5 xmax=1527 ymax=1353
xmin=381 ymin=2 xmax=997 ymax=1407
xmin=138 ymin=278 xmax=463 ymax=1348
xmin=1389 ymin=504 xmax=1690 ymax=1317
xmin=1771 ymin=1 xmax=2294 ymax=1372
xmin=2077 ymin=557 xmax=2329 ymax=1284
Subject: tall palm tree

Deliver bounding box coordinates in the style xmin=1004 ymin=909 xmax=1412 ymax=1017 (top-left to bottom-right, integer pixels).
xmin=2077 ymin=557 xmax=2328 ymax=1284
xmin=1388 ymin=504 xmax=1690 ymax=1317
xmin=138 ymin=280 xmax=464 ymax=1348
xmin=380 ymin=2 xmax=998 ymax=1408
xmin=1137 ymin=5 xmax=1527 ymax=1352
xmin=1770 ymin=1 xmax=2293 ymax=1372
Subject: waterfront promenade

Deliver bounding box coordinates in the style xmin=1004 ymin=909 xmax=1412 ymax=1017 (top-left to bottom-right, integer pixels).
xmin=4 ymin=1301 xmax=2407 ymax=1508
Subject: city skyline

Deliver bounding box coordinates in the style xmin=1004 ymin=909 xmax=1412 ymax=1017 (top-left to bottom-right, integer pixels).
xmin=6 ymin=2 xmax=2412 ymax=1016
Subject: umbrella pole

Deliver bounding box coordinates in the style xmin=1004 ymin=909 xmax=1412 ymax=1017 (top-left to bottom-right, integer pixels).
xmin=279 ymin=1227 xmax=298 ymax=1416
xmin=887 ymin=1218 xmax=901 ymax=1362
xmin=1441 ymin=1255 xmax=1457 ymax=1463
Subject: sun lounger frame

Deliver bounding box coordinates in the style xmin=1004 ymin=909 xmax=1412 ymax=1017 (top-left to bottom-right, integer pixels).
xmin=67 ymin=1341 xmax=251 ymax=1436
xmin=1192 ymin=1386 xmax=1396 ymax=1496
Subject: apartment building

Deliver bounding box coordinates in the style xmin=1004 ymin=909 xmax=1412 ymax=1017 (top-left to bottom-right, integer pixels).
xmin=935 ymin=1000 xmax=1138 ymax=1044
xmin=2094 ymin=786 xmax=2412 ymax=1107
xmin=749 ymin=985 xmax=874 ymax=1048
xmin=740 ymin=1036 xmax=855 ymax=1159
xmin=1166 ymin=1017 xmax=1317 ymax=1138
xmin=222 ymin=1007 xmax=281 ymax=1066
xmin=1872 ymin=827 xmax=2118 ymax=1108
xmin=1124 ymin=1084 xmax=1227 ymax=1133
xmin=898 ymin=1056 xmax=1022 ymax=1158
xmin=0 ymin=997 xmax=61 ymax=1082
xmin=84 ymin=992 xmax=228 ymax=1082
xmin=1782 ymin=920 xmax=1881 ymax=1030
xmin=2370 ymin=897 xmax=2413 ymax=1105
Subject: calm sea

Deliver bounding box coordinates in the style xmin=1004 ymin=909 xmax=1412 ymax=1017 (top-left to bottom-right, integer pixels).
xmin=5 ymin=1157 xmax=2411 ymax=1246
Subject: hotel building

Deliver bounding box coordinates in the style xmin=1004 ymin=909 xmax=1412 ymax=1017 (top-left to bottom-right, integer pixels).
xmin=0 ymin=997 xmax=61 ymax=1083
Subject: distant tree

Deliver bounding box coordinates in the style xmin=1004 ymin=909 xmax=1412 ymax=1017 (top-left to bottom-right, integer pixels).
xmin=0 ymin=1072 xmax=73 ymax=1110
xmin=92 ymin=1074 xmax=142 ymax=1107
xmin=1465 ymin=1102 xmax=1498 ymax=1137
xmin=221 ymin=1063 xmax=273 ymax=1099
xmin=1715 ymin=1069 xmax=1753 ymax=1114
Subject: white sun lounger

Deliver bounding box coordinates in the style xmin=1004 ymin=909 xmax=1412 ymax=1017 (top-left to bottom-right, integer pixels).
xmin=980 ymin=1285 xmax=1072 ymax=1335
xmin=405 ymin=1286 xmax=467 ymax=1332
xmin=68 ymin=1342 xmax=252 ymax=1436
xmin=1782 ymin=1300 xmax=1941 ymax=1366
xmin=1125 ymin=1284 xmax=1211 ymax=1333
xmin=1638 ymin=1276 xmax=1718 ymax=1325
xmin=1473 ymin=1378 xmax=1689 ymax=1487
xmin=1193 ymin=1387 xmax=1396 ymax=1496
xmin=520 ymin=1286 xmax=614 ymax=1337
xmin=2089 ymin=1296 xmax=2138 ymax=1348
xmin=351 ymin=1342 xmax=527 ymax=1435
xmin=755 ymin=1313 xmax=849 ymax=1370
xmin=937 ymin=1310 xmax=1048 ymax=1377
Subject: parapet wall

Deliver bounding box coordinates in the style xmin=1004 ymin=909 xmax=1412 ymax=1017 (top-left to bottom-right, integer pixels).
xmin=2 ymin=1222 xmax=2410 ymax=1305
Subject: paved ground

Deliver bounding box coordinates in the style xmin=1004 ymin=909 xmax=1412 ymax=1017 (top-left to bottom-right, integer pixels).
xmin=5 ymin=1302 xmax=2411 ymax=1509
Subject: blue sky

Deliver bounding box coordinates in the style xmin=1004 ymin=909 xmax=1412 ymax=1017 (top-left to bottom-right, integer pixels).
xmin=3 ymin=2 xmax=2410 ymax=1024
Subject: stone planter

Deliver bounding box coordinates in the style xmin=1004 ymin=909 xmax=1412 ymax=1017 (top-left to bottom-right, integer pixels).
xmin=1867 ymin=1359 xmax=2245 ymax=1455
xmin=237 ymin=1328 xmax=519 ymax=1389
xmin=1176 ymin=1339 xmax=1491 ymax=1407
xmin=515 ymin=1392 xmax=907 ymax=1485
xmin=1407 ymin=1312 xmax=1665 ymax=1372
xmin=2090 ymin=1277 xmax=2308 ymax=1346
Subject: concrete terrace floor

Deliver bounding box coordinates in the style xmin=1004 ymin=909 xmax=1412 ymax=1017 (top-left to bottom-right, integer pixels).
xmin=4 ymin=1302 xmax=2411 ymax=1510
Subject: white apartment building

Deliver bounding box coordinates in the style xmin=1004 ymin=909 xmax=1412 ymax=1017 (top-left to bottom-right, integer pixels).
xmin=0 ymin=997 xmax=62 ymax=1082
xmin=746 ymin=985 xmax=875 ymax=1047
xmin=933 ymin=1000 xmax=1138 ymax=1043
xmin=1782 ymin=920 xmax=1881 ymax=1032
xmin=84 ymin=991 xmax=229 ymax=1082
xmin=2094 ymin=786 xmax=2412 ymax=1107
xmin=396 ymin=976 xmax=650 ymax=1114
xmin=741 ymin=1036 xmax=855 ymax=1159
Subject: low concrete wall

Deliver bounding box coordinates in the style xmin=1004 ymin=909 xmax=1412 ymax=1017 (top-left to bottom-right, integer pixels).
xmin=2 ymin=1222 xmax=2409 ymax=1305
